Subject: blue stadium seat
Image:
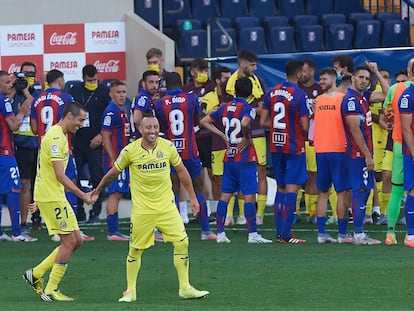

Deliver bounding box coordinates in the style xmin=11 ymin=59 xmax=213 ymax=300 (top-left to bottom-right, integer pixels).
xmin=277 ymin=0 xmax=305 ymax=19
xmin=295 ymin=24 xmax=323 ymax=52
xmin=267 ymin=26 xmax=294 ymax=54
xmin=178 ymin=29 xmax=207 ymax=58
xmin=353 ymin=20 xmax=380 ymax=49
xmin=291 ymin=15 xmax=318 ymax=28
xmin=374 ymin=12 xmax=401 ymax=23
xmin=211 ymin=28 xmax=237 ymax=57
xmin=220 ymin=0 xmax=248 ymax=20
xmin=263 ymin=16 xmax=289 ymax=32
xmin=321 ymin=13 xmax=346 ymax=25
xmin=176 ymin=19 xmax=202 ymax=32
xmin=163 ymin=0 xmax=191 ymax=28
xmin=381 ymin=20 xmax=409 ymax=47
xmin=209 ymin=17 xmax=232 ymax=30
xmin=190 ymin=0 xmax=219 ymax=25
xmin=238 ymin=26 xmax=266 ymax=55
xmin=348 ymin=12 xmax=373 ymax=25
xmin=134 ymin=0 xmax=160 ymax=27
xmin=248 ymin=0 xmax=277 ymax=19
xmin=234 ymin=16 xmax=260 ymax=31
xmin=324 ymin=23 xmax=354 ymax=50
xmin=334 ymin=0 xmax=364 ymax=15
xmin=306 ymin=0 xmax=334 ymax=17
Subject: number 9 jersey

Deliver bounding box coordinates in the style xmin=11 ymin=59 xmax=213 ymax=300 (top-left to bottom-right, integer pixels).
xmin=262 ymin=82 xmax=309 ymax=155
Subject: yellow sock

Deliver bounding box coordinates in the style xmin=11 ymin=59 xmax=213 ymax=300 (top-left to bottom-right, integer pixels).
xmin=227 ymin=196 xmax=235 ymax=218
xmin=238 ymin=198 xmax=245 ymax=217
xmin=376 ymin=181 xmax=383 ymax=212
xmin=309 ymin=194 xmax=318 ymax=216
xmin=328 ymin=188 xmax=337 ymax=218
xmin=173 ymin=238 xmax=190 ymax=291
xmin=366 ymin=189 xmax=374 ymax=215
xmin=125 ymin=248 xmax=143 ymax=293
xmin=305 ymin=193 xmax=311 ymax=215
xmin=44 ymin=263 xmax=68 ymax=294
xmin=256 ymin=194 xmax=267 ymax=217
xmin=296 ymin=190 xmax=303 ymax=216
xmin=381 ymin=192 xmax=391 ymax=215
xmin=33 ymin=247 xmax=59 ymax=279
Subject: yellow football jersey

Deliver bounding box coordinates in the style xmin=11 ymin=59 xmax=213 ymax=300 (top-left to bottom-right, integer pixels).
xmin=371 ymin=84 xmax=387 ymax=149
xmin=114 ymin=137 xmax=181 ymax=214
xmin=34 ymin=125 xmax=69 ymax=202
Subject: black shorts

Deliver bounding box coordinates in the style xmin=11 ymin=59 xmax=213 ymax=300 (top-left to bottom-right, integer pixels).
xmin=15 ymin=146 xmax=38 ymax=179
xmin=196 ymin=135 xmax=212 ymax=169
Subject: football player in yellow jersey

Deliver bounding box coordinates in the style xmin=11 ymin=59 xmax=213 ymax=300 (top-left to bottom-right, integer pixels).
xmin=23 ymin=102 xmax=94 ymax=301
xmin=92 ymin=115 xmax=209 ymax=302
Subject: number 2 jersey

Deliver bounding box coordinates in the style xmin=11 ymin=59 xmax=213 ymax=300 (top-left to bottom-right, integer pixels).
xmin=262 ymin=81 xmax=309 ymax=155
xmin=154 ymin=89 xmax=200 ymax=160
xmin=31 ymin=88 xmax=74 ymax=145
xmin=209 ymin=97 xmax=257 ymax=163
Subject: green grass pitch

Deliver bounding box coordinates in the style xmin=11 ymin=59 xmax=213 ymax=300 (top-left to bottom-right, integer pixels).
xmin=1 ymin=216 xmax=413 ymax=311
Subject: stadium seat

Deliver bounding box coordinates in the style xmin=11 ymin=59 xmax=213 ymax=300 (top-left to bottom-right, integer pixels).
xmin=277 ymin=0 xmax=305 ymax=19
xmin=190 ymin=0 xmax=219 ymax=26
xmin=306 ymin=0 xmax=334 ymax=17
xmin=263 ymin=16 xmax=289 ymax=32
xmin=64 ymin=80 xmax=82 ymax=93
xmin=163 ymin=0 xmax=191 ymax=28
xmin=211 ymin=28 xmax=237 ymax=57
xmin=374 ymin=12 xmax=401 ymax=23
xmin=178 ymin=29 xmax=207 ymax=58
xmin=233 ymin=16 xmax=260 ymax=31
xmin=321 ymin=13 xmax=346 ymax=25
xmin=295 ymin=24 xmax=323 ymax=52
xmin=324 ymin=23 xmax=354 ymax=50
xmin=381 ymin=20 xmax=409 ymax=47
xmin=267 ymin=26 xmax=294 ymax=54
xmin=209 ymin=17 xmax=232 ymax=30
xmin=291 ymin=15 xmax=318 ymax=28
xmin=248 ymin=0 xmax=277 ymax=19
xmin=353 ymin=20 xmax=380 ymax=49
xmin=134 ymin=0 xmax=160 ymax=27
xmin=334 ymin=0 xmax=364 ymax=15
xmin=176 ymin=19 xmax=201 ymax=32
xmin=348 ymin=12 xmax=373 ymax=25
xmin=219 ymin=0 xmax=248 ymax=20
xmin=238 ymin=26 xmax=266 ymax=55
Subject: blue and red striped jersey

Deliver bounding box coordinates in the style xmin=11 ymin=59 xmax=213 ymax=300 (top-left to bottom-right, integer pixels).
xmin=341 ymin=88 xmax=373 ymax=158
xmin=210 ymin=97 xmax=257 ymax=163
xmin=31 ymin=88 xmax=74 ymax=145
xmin=0 ymin=94 xmax=15 ymax=156
xmin=263 ymin=82 xmax=309 ymax=155
xmin=101 ymin=102 xmax=131 ymax=169
xmin=154 ymin=89 xmax=200 ymax=160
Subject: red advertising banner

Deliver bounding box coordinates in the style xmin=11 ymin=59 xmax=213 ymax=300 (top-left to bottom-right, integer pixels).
xmin=44 ymin=24 xmax=85 ymax=53
xmin=86 ymin=52 xmax=126 ymax=80
xmin=1 ymin=55 xmax=44 ymax=80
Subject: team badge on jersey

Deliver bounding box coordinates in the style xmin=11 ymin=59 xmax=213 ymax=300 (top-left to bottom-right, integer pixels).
xmin=138 ymin=97 xmax=146 ymax=107
xmin=60 ymin=221 xmax=67 ymax=229
xmin=156 ymin=151 xmax=163 ymax=159
xmin=400 ymin=97 xmax=409 ymax=109
xmin=347 ymin=100 xmax=356 ymax=111
xmin=250 ymin=108 xmax=256 ymax=119
xmin=51 ymin=144 xmax=59 ymax=156
xmin=5 ymin=101 xmax=12 ymax=112
xmin=103 ymin=115 xmax=112 ymax=126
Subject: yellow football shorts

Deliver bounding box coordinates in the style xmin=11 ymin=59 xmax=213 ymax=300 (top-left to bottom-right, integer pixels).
xmin=305 ymin=141 xmax=317 ymax=172
xmin=382 ymin=149 xmax=393 ymax=172
xmin=253 ymin=137 xmax=266 ymax=166
xmin=38 ymin=200 xmax=79 ymax=236
xmin=373 ymin=147 xmax=385 ymax=172
xmin=211 ymin=149 xmax=226 ymax=176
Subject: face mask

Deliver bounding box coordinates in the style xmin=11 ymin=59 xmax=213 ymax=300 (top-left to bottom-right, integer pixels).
xmin=195 ymin=73 xmax=208 ymax=84
xmin=84 ymin=82 xmax=98 ymax=91
xmin=148 ymin=64 xmax=160 ymax=73
xmin=336 ymin=71 xmax=344 ymax=82
xmin=25 ymin=77 xmax=35 ymax=87
xmin=365 ymin=85 xmax=371 ymax=92
xmin=43 ymin=82 xmax=49 ymax=90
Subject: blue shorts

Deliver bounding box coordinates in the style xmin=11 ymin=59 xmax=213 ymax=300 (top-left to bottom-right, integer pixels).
xmin=106 ymin=167 xmax=130 ymax=194
xmin=347 ymin=157 xmax=374 ymax=192
xmin=316 ymin=152 xmax=350 ymax=192
xmin=221 ymin=162 xmax=258 ymax=195
xmin=171 ymin=157 xmax=202 ymax=179
xmin=65 ymin=155 xmax=78 ymax=181
xmin=403 ymin=154 xmax=414 ymax=191
xmin=0 ymin=155 xmax=22 ymax=194
xmin=271 ymin=153 xmax=308 ymax=188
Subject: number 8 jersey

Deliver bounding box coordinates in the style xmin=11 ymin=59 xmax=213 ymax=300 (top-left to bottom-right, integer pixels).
xmin=262 ymin=82 xmax=309 ymax=155
xmin=154 ymin=89 xmax=200 ymax=160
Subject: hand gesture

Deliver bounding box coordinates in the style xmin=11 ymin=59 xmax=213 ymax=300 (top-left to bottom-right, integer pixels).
xmin=17 ymin=100 xmax=31 ymax=116
xmin=89 ymin=134 xmax=102 ymax=149
xmin=189 ymin=197 xmax=200 ymax=217
xmin=28 ymin=202 xmax=39 ymax=213
xmin=237 ymin=137 xmax=251 ymax=153
xmin=365 ymin=156 xmax=374 ymax=171
xmin=365 ymin=61 xmax=378 ymax=73
xmin=89 ymin=189 xmax=100 ymax=205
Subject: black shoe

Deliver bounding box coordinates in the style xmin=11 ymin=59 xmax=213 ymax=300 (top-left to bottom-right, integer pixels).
xmin=372 ymin=211 xmax=381 ymax=224
xmin=77 ymin=211 xmax=86 ymax=222
xmin=86 ymin=216 xmax=100 ymax=224
xmin=32 ymin=220 xmax=42 ymax=231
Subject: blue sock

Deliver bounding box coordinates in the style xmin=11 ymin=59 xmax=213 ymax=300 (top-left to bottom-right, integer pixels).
xmin=352 ymin=191 xmax=369 ymax=234
xmin=281 ymin=192 xmax=297 ymax=239
xmin=274 ymin=191 xmax=285 ymax=236
xmin=317 ymin=216 xmax=326 ymax=234
xmin=216 ymin=200 xmax=228 ymax=233
xmin=197 ymin=194 xmax=210 ymax=232
xmin=404 ymin=194 xmax=414 ymax=235
xmin=7 ymin=192 xmax=21 ymax=236
xmin=0 ymin=195 xmax=3 ymax=235
xmin=107 ymin=213 xmax=119 ymax=234
xmin=337 ymin=218 xmax=349 ymax=235
xmin=65 ymin=191 xmax=78 ymax=216
xmin=244 ymin=202 xmax=257 ymax=233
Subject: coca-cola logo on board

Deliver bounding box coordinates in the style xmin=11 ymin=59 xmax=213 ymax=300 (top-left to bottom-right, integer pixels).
xmin=50 ymin=32 xmax=77 ymax=46
xmin=94 ymin=60 xmax=120 ymax=73
xmin=8 ymin=63 xmax=20 ymax=74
